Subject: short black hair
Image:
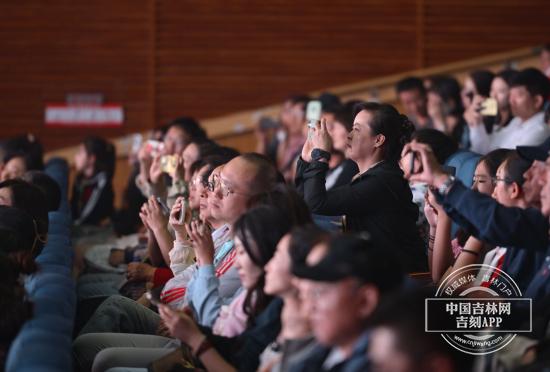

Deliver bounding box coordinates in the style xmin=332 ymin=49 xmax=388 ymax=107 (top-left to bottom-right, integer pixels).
xmin=353 ymin=102 xmax=415 ymax=162
xmin=22 ymin=171 xmax=62 ymax=212
xmin=510 ymin=68 xmax=550 ymax=102
xmin=3 ymin=134 xmax=44 ymax=170
xmin=495 ymin=69 xmax=519 ymax=86
xmin=82 ymin=136 xmax=116 ymax=179
xmin=396 ymin=77 xmax=426 ymax=95
xmin=168 ymin=117 xmax=207 ymax=140
xmin=411 ymin=129 xmax=458 ymax=164
xmin=469 ymin=70 xmax=495 ymax=97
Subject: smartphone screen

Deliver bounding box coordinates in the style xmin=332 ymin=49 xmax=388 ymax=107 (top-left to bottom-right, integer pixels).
xmin=306 ymin=101 xmax=322 ymax=128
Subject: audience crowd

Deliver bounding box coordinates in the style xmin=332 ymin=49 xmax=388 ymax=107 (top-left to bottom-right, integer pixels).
xmin=2 ymin=46 xmax=550 ymax=372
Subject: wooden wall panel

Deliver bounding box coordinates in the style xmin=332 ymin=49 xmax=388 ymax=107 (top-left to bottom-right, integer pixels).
xmin=423 ymin=0 xmax=550 ymax=66
xmin=0 ymin=1 xmax=154 ymax=150
xmin=1 ymin=0 xmax=550 ymax=152
xmin=154 ymin=0 xmax=419 ymax=128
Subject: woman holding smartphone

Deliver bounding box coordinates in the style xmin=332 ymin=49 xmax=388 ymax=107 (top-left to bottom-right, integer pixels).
xmin=296 ymin=102 xmax=426 ymax=272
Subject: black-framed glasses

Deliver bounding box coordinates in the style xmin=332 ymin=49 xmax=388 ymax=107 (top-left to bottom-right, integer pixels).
xmin=207 ymin=173 xmax=250 ymax=198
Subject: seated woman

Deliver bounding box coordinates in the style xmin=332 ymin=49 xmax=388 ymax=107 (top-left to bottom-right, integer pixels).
xmin=71 ymin=136 xmax=116 ymax=226
xmin=0 ymin=134 xmax=44 ymax=181
xmin=429 ymin=151 xmax=542 ymax=290
xmin=296 ymin=101 xmax=426 ymax=272
xmin=73 ymin=204 xmax=299 ymax=372
xmin=427 ymin=148 xmax=511 ymax=283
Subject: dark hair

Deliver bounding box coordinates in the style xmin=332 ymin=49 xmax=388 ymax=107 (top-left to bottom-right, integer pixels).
xmin=495 ymin=69 xmax=519 ymax=86
xmin=317 ymin=92 xmax=342 ymax=113
xmin=369 ymin=288 xmax=473 ymax=371
xmin=82 ymin=136 xmax=116 ymax=179
xmin=22 ymin=171 xmax=62 ymax=212
xmin=233 ymin=205 xmax=293 ymax=326
xmin=0 ymin=179 xmax=49 ymax=239
xmin=510 ymin=68 xmax=550 ymax=102
xmin=478 ymin=148 xmax=513 ymax=178
xmin=259 ymin=184 xmax=313 ymax=227
xmin=288 ymin=224 xmax=331 ymax=269
xmin=353 ymin=102 xmax=415 ymax=162
xmin=428 ymin=75 xmax=464 ymax=115
xmin=396 ymin=77 xmax=426 ymax=95
xmin=240 ymin=153 xmax=278 ymax=199
xmin=287 ymin=94 xmax=311 ymax=109
xmin=411 ymin=129 xmax=458 ymax=164
xmin=333 ymin=100 xmax=360 ymax=132
xmin=168 ymin=117 xmax=207 ymax=141
xmin=469 ymin=70 xmax=495 ymax=97
xmin=502 ymin=151 xmax=532 ymax=187
xmin=3 ymin=134 xmax=44 ymax=170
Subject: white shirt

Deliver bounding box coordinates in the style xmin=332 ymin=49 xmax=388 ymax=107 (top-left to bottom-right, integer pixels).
xmin=469 ymin=112 xmax=550 ymax=154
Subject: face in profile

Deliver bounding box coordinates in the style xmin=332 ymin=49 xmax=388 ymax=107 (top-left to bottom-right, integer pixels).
xmin=346 ymin=110 xmax=379 ymax=164
xmin=472 ymin=160 xmax=494 ymax=195
xmin=1 ymin=156 xmax=26 ymax=181
xmin=264 ymin=234 xmax=293 ymax=296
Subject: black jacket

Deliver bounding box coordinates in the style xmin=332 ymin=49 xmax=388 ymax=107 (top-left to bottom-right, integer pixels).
xmin=296 ymin=158 xmax=427 ymax=272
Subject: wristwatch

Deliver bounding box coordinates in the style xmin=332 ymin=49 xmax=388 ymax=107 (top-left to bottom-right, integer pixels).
xmin=311 ymin=148 xmax=331 ymax=162
xmin=437 ymin=175 xmax=456 ymax=196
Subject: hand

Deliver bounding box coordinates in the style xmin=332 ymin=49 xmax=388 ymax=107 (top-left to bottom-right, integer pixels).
xmin=424 ymin=191 xmax=438 ymax=227
xmin=464 ymin=95 xmax=484 ymax=128
xmin=169 ymin=197 xmax=188 ymax=241
xmin=139 ymin=202 xmax=151 ymax=230
xmin=149 ymin=155 xmax=164 ymax=185
xmin=186 ymin=220 xmax=214 ymax=266
xmin=310 ymin=118 xmax=332 ymax=153
xmin=159 ymin=305 xmax=203 ymax=347
xmin=127 ymin=262 xmax=156 ymax=282
xmin=401 ymin=142 xmax=449 ymax=188
xmin=301 ymin=132 xmax=314 ymax=162
xmin=141 ymin=197 xmax=169 ymax=234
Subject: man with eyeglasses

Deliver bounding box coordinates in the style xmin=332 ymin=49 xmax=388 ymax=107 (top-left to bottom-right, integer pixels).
xmin=289 ymin=234 xmax=404 ymax=372
xmin=73 ymin=154 xmax=280 ymax=371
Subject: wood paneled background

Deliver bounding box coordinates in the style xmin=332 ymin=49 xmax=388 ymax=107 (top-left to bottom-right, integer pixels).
xmin=1 ymin=0 xmax=549 ymax=150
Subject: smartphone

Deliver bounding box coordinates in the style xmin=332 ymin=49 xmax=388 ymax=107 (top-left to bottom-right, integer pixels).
xmin=478 ymin=97 xmax=498 ymax=116
xmin=144 ymin=140 xmax=165 ymax=157
xmin=146 ymin=290 xmax=162 ymax=307
xmin=306 ymin=100 xmax=322 ymax=129
xmin=156 ymin=197 xmax=171 ymax=216
xmin=160 ymin=155 xmax=178 ymax=175
xmin=441 ymin=165 xmax=456 ymax=176
xmin=177 ymin=198 xmax=191 ymax=224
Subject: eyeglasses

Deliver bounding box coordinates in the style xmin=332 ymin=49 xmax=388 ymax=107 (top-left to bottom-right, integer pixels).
xmin=492 ymin=176 xmax=512 ymax=186
xmin=207 ymin=174 xmax=250 ymax=198
xmin=472 ymin=175 xmax=491 ymax=184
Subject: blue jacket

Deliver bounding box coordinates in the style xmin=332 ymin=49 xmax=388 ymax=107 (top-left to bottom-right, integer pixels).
xmin=440 ymin=181 xmax=549 ymax=295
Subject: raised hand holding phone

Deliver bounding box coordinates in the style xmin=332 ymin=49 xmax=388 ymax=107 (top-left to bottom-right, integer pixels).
xmin=186 ymin=219 xmax=214 ymax=266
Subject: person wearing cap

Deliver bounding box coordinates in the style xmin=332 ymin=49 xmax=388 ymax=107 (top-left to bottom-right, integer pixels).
xmin=288 ymin=234 xmax=404 ymax=372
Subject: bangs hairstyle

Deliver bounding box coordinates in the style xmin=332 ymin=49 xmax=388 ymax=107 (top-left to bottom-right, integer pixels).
xmin=233 ymin=205 xmax=293 ymax=326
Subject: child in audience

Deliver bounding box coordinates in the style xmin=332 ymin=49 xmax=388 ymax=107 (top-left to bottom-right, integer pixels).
xmin=71 ymin=136 xmax=116 ymax=226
